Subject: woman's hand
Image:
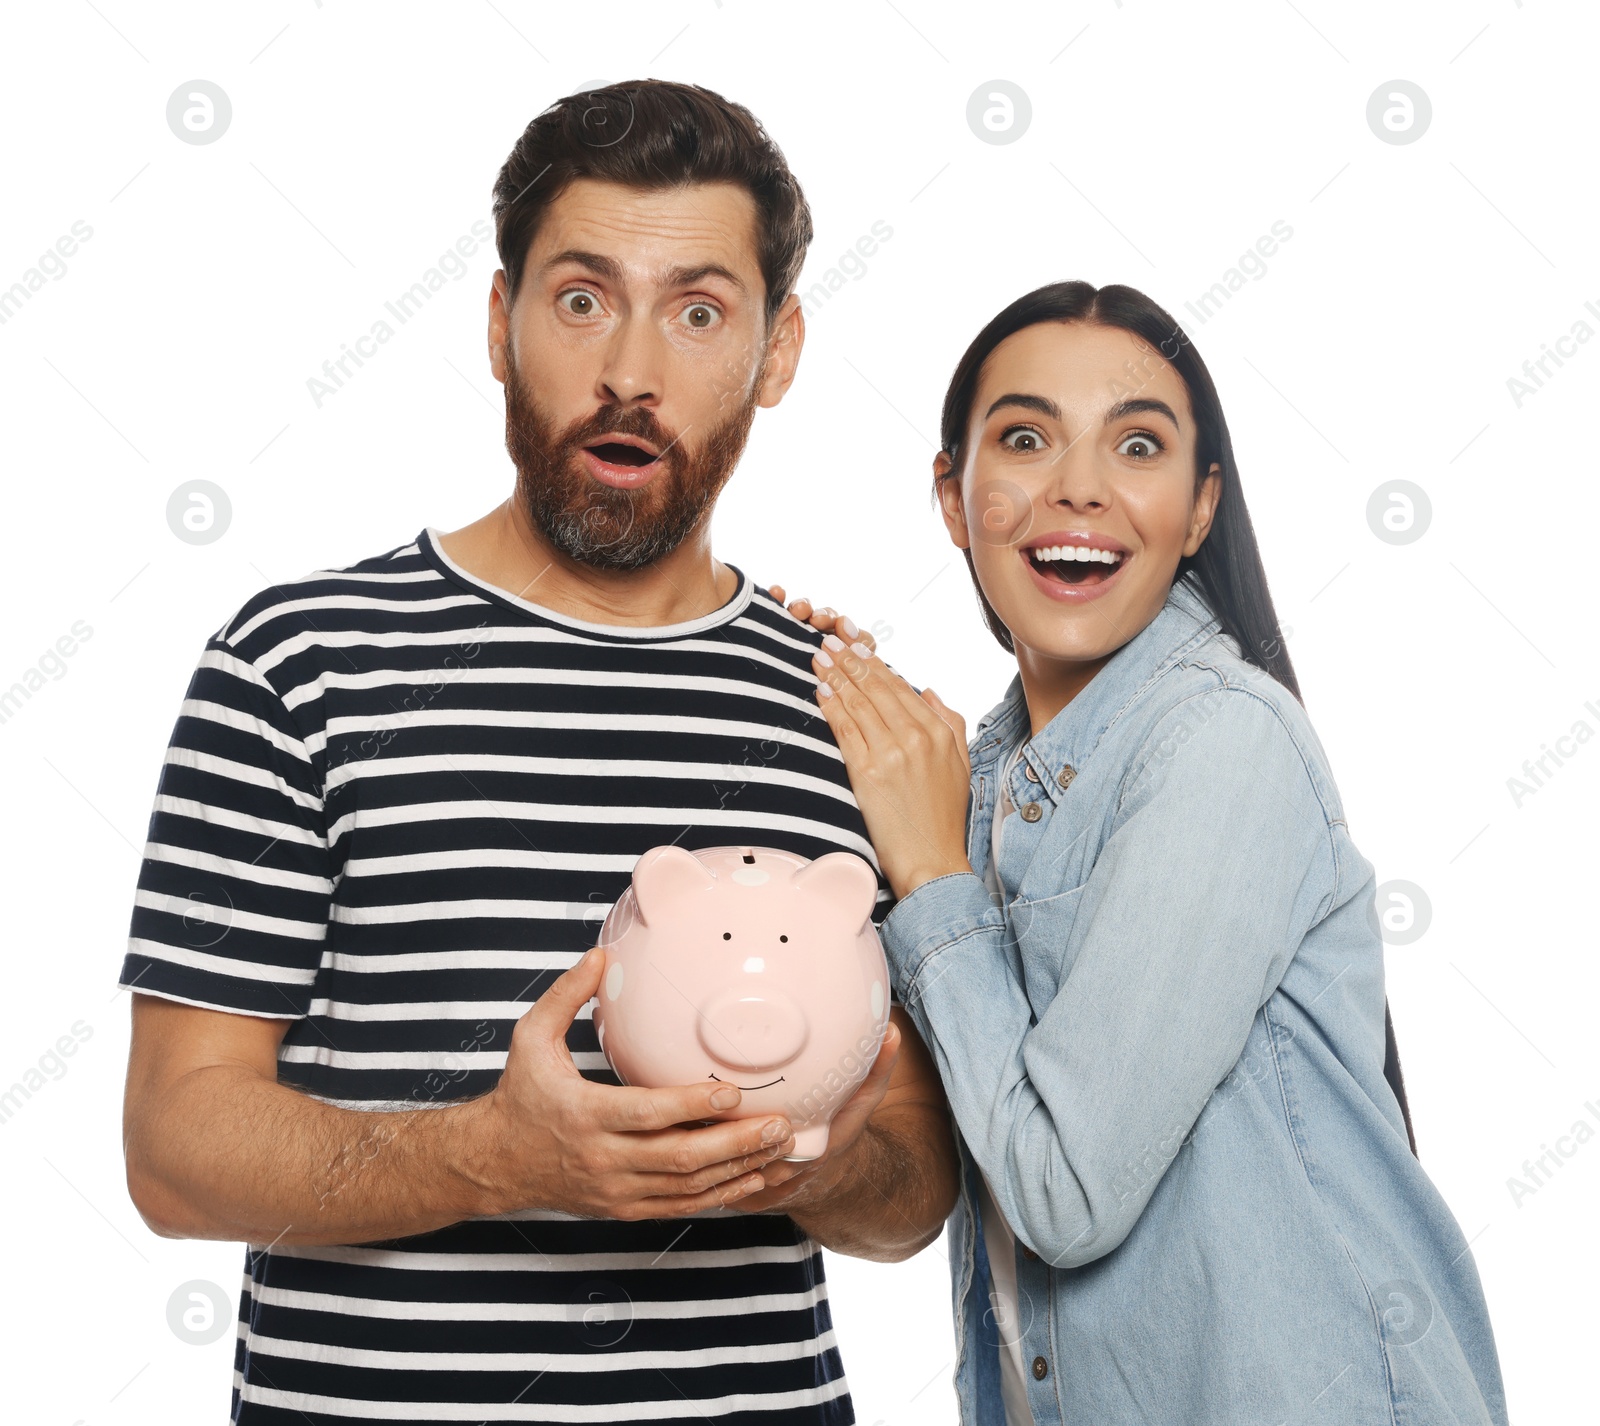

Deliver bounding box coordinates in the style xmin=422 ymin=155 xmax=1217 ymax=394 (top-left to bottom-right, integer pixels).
xmin=810 ymin=637 xmax=973 ymax=902
xmin=766 ymin=584 xmax=877 ymax=654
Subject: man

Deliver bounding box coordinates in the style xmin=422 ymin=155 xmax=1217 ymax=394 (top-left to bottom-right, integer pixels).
xmin=120 ymin=82 xmax=957 ymax=1424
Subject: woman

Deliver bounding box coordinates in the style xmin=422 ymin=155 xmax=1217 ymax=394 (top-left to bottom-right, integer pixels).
xmin=784 ymin=283 xmax=1506 ymax=1424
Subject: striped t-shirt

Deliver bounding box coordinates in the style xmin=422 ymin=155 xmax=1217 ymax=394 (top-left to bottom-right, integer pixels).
xmin=119 ymin=529 xmax=894 ymax=1425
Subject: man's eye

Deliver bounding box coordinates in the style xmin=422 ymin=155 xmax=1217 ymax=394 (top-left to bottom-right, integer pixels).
xmin=680 ymin=303 xmax=721 ymax=329
xmin=559 ymin=289 xmax=601 ymax=317
xmin=1116 ymin=431 xmax=1164 ymax=460
xmin=1000 ymin=426 xmax=1045 ymax=453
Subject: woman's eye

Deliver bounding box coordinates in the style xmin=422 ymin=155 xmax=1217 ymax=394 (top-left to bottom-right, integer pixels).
xmin=679 ymin=302 xmax=721 ymax=330
xmin=1116 ymin=430 xmax=1164 ymax=460
xmin=1000 ymin=426 xmax=1046 ymax=453
xmin=558 ymin=289 xmax=602 ymax=317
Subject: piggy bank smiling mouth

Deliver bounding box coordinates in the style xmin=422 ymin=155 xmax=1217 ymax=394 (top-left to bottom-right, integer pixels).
xmin=708 ymin=1072 xmax=787 ymax=1092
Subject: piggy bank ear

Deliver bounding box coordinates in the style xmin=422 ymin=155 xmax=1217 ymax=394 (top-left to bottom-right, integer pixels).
xmin=632 ymin=845 xmax=717 ymax=928
xmin=792 ymin=852 xmax=878 ymax=932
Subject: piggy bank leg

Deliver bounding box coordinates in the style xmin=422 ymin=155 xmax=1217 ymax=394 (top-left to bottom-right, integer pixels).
xmin=783 ymin=1123 xmax=831 ymax=1162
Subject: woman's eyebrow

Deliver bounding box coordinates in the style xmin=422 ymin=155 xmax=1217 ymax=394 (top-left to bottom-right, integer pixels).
xmin=1106 ymin=396 xmax=1181 ymax=430
xmin=984 ymin=392 xmax=1062 ymax=421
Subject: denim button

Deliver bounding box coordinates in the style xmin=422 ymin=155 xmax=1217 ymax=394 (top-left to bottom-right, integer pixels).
xmin=1032 ymin=1355 xmax=1049 ymax=1380
xmin=1057 ymin=765 xmax=1077 ymax=789
xmin=1020 ymin=802 xmax=1043 ymax=823
xmin=1024 ymin=763 xmax=1040 ymax=783
xmin=1021 ymin=1243 xmax=1037 ymax=1261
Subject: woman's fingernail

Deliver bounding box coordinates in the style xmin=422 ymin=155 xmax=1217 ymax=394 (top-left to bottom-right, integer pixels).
xmin=839 ymin=616 xmax=859 ymax=639
xmin=816 ymin=681 xmax=834 ymax=699
xmin=850 ymin=642 xmax=874 ymax=659
xmin=818 ymin=607 xmax=835 ymax=618
xmin=814 ymin=647 xmax=833 ymax=668
xmin=822 ymin=634 xmax=846 ymax=652
xmin=709 ymin=1087 xmax=740 ymax=1109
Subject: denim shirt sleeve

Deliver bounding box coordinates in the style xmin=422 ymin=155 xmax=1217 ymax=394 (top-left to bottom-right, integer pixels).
xmin=881 ymin=687 xmax=1339 ymax=1268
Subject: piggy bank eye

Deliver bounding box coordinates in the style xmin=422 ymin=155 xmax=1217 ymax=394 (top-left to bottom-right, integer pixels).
xmin=722 ymin=931 xmax=732 ymax=940
xmin=779 ymin=935 xmax=788 ymax=943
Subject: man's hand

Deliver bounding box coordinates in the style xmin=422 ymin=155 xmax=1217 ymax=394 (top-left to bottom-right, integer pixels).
xmin=733 ymin=1021 xmax=902 ymax=1215
xmin=729 ymin=1008 xmax=958 ymax=1262
xmin=767 ymin=584 xmax=877 ymax=654
xmin=475 ymin=948 xmax=799 ymax=1220
xmin=122 ymin=949 xmax=798 ymax=1249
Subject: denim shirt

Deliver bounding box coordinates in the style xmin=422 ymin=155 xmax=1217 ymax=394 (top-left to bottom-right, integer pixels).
xmin=881 ymin=578 xmax=1507 ymax=1426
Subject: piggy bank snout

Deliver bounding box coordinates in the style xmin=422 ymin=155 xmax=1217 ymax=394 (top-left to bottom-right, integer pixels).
xmin=697 ymin=988 xmax=809 ymax=1072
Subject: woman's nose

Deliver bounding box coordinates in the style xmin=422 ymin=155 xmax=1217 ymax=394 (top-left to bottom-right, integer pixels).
xmin=1043 ymin=450 xmax=1112 ymax=510
xmin=1049 ymin=484 xmax=1108 ymax=512
xmin=696 ymin=988 xmax=809 ymax=1071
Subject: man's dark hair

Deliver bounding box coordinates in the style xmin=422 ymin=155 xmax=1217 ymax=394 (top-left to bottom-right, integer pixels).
xmin=492 ymin=81 xmax=813 ymax=327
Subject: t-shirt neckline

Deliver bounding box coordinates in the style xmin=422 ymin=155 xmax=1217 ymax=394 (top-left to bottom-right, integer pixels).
xmin=420 ymin=527 xmax=754 ymax=640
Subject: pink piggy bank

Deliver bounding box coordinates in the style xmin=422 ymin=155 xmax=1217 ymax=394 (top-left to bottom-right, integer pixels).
xmin=593 ymin=844 xmax=891 ymax=1161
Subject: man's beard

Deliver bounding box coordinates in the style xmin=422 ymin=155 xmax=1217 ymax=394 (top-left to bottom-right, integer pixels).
xmin=503 ymin=345 xmax=762 ymax=572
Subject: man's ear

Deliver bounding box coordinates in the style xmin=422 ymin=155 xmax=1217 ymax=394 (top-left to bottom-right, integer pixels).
xmin=934 ymin=451 xmax=972 ymax=551
xmin=756 ymin=293 xmax=805 ymax=409
xmin=487 ymin=270 xmax=512 ymax=384
xmin=1183 ymin=461 xmax=1223 ymax=557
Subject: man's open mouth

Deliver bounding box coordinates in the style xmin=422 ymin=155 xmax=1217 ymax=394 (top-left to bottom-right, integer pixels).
xmin=579 ymin=433 xmax=668 ymax=489
xmin=585 ymin=440 xmax=659 ymax=468
xmin=578 ymin=433 xmax=667 ymax=489
xmin=1022 ymin=539 xmax=1128 ymax=588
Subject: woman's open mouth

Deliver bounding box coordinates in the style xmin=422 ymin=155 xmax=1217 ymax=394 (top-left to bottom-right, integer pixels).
xmin=1019 ymin=534 xmax=1130 ymax=603
xmin=581 ymin=435 xmax=665 ymax=489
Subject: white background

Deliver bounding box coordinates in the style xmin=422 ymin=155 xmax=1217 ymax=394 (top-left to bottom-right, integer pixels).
xmin=2 ymin=2 xmax=1595 ymax=1422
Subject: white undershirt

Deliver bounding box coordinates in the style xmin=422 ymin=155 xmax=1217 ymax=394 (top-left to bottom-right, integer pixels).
xmin=978 ymin=741 xmax=1037 ymax=1426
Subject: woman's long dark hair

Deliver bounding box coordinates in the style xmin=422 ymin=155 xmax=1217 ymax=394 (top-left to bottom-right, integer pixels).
xmin=936 ymin=285 xmax=1424 ymax=1152
xmin=936 ymin=280 xmax=1300 ymax=700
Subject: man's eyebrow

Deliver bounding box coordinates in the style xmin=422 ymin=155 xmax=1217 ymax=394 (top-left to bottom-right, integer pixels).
xmin=663 ymin=262 xmax=748 ymax=293
xmin=1106 ymin=396 xmax=1181 ymax=430
xmin=537 ymin=251 xmax=748 ymax=294
xmin=984 ymin=392 xmax=1061 ymax=422
xmin=540 ymin=249 xmax=624 ymax=282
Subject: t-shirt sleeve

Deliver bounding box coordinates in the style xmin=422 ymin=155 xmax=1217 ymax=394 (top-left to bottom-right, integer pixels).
xmin=867 ymin=859 xmax=901 ymax=1006
xmin=118 ymin=638 xmax=333 ymax=1018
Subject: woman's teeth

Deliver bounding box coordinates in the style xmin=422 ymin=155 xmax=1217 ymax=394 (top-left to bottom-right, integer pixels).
xmin=1030 ymin=545 xmax=1123 ymax=565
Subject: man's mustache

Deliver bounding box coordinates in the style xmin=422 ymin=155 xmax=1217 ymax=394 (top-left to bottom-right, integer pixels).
xmin=562 ymin=404 xmax=681 ymax=462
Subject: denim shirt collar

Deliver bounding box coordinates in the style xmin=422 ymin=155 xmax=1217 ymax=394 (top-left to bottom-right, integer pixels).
xmin=969 ymin=575 xmax=1225 ymax=804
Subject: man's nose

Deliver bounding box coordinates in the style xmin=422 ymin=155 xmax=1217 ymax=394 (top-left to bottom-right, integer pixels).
xmin=596 ymin=312 xmax=663 ymax=407
xmin=697 ymin=989 xmax=809 ymax=1071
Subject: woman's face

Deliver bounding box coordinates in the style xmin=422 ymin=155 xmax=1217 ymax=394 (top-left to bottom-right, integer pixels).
xmin=937 ymin=321 xmax=1221 ymax=671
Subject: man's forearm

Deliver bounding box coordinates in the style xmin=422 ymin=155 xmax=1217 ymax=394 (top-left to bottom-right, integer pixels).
xmin=129 ymin=1063 xmax=503 ymax=1247
xmin=788 ymin=1106 xmax=958 ymax=1262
